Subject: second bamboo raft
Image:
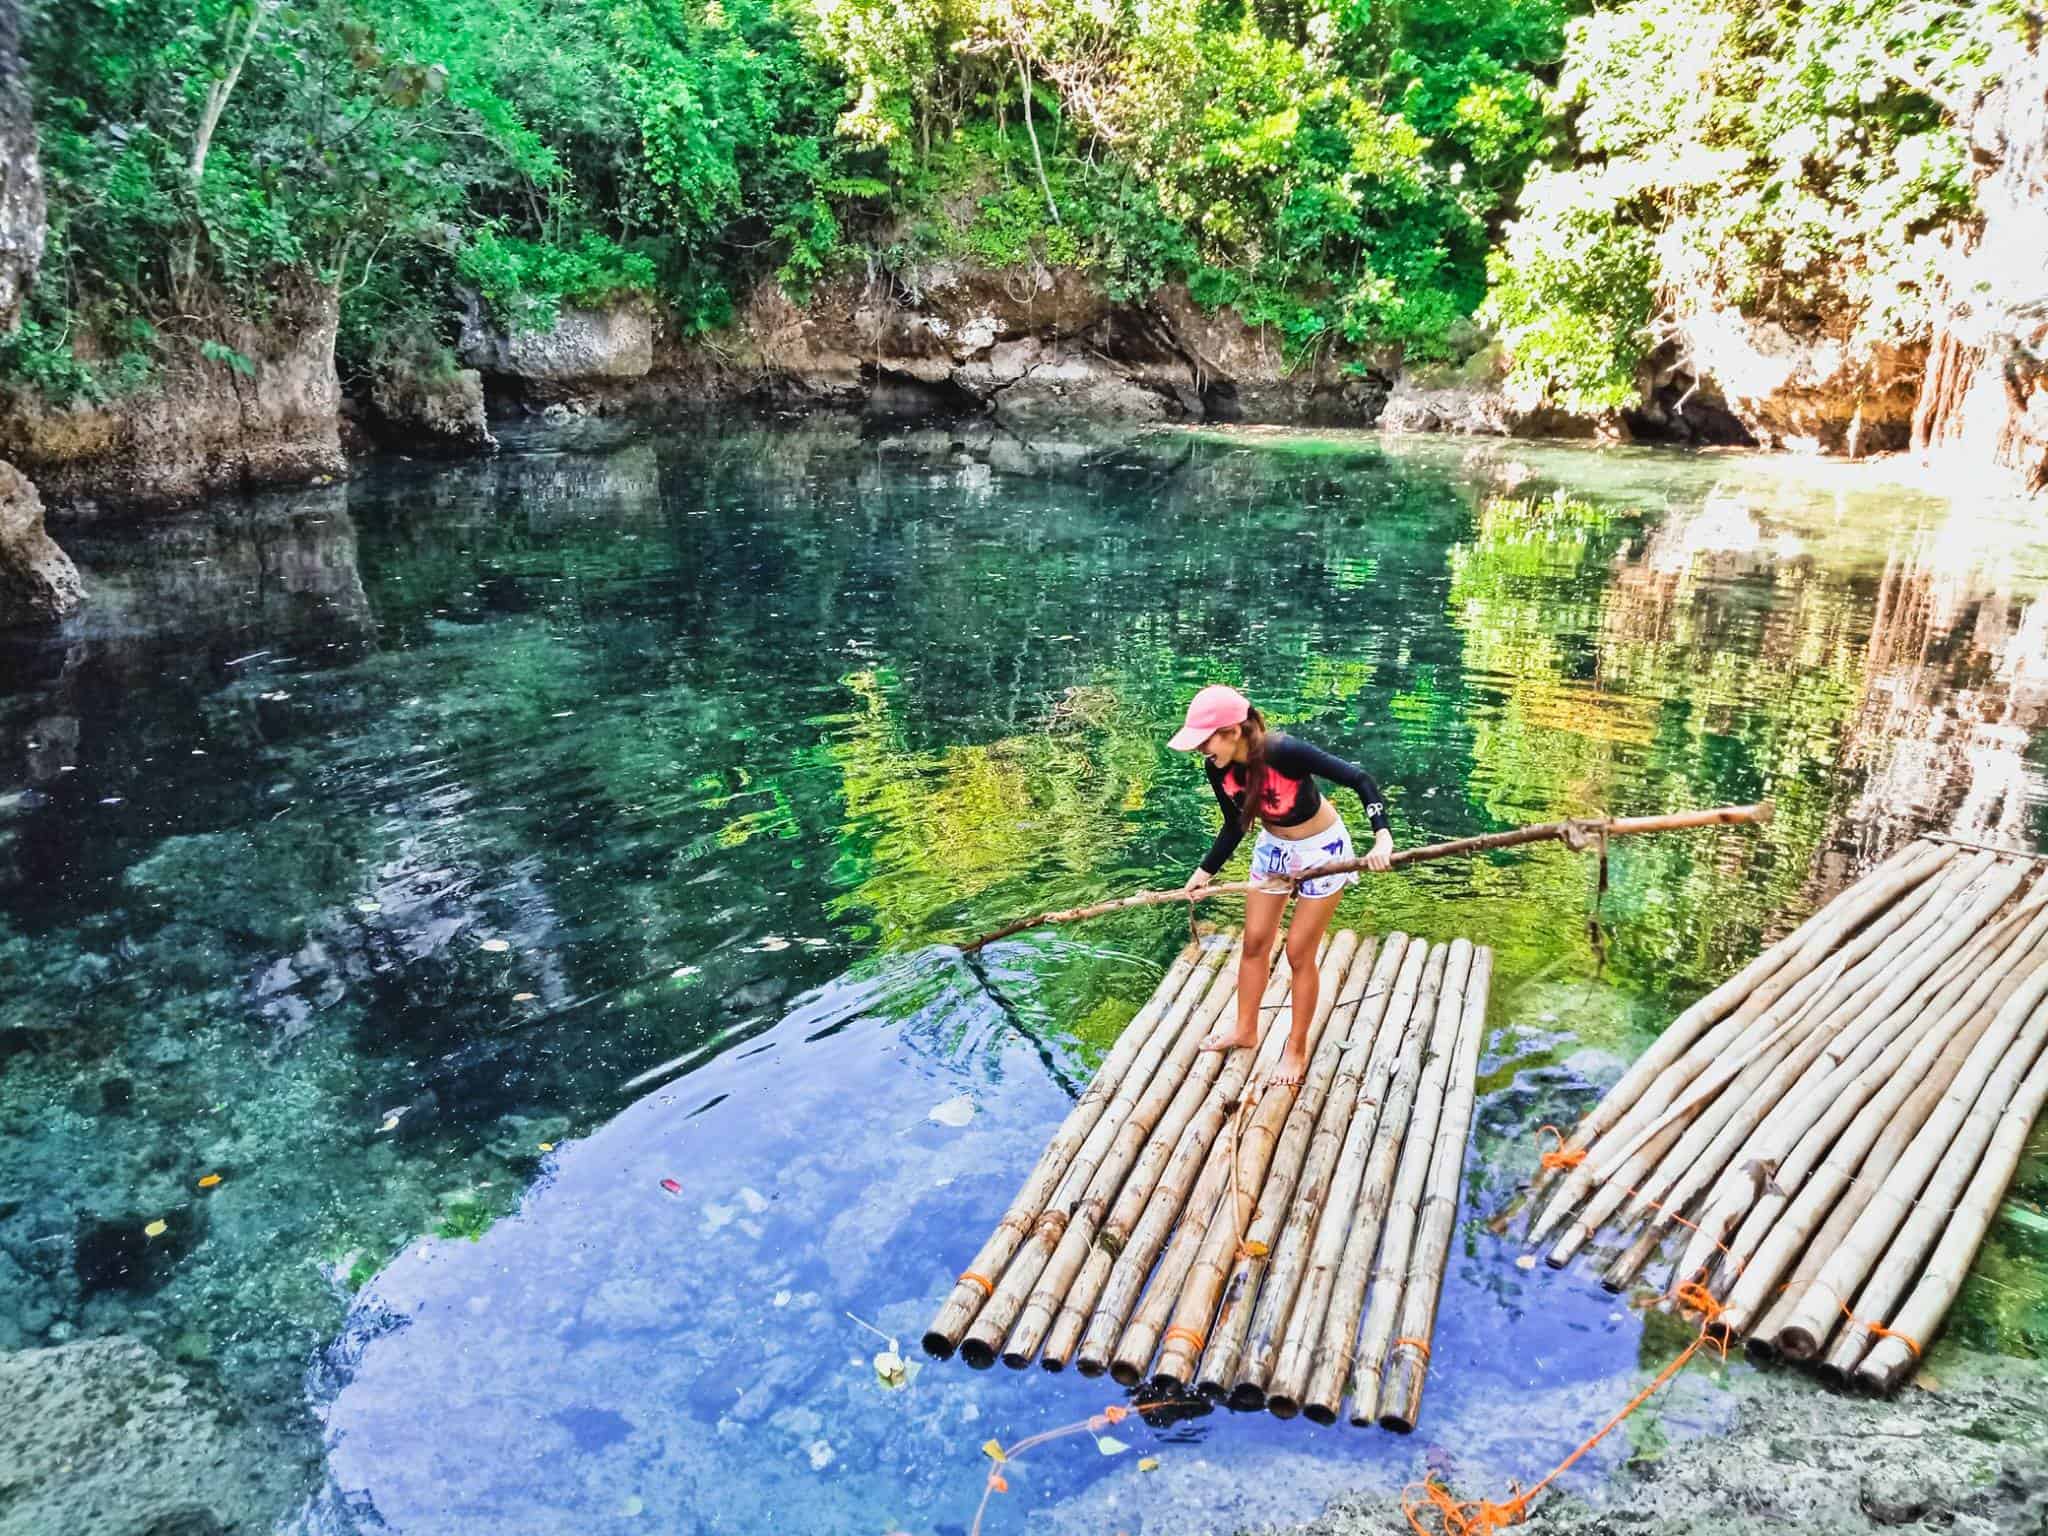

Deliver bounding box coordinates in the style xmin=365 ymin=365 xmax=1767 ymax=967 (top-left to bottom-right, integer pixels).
xmin=924 ymin=927 xmax=1496 ymax=1432
xmin=1532 ymin=836 xmax=2048 ymax=1393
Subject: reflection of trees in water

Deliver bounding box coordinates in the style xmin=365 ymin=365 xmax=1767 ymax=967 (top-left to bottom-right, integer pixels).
xmin=1845 ymin=534 xmax=2048 ymax=855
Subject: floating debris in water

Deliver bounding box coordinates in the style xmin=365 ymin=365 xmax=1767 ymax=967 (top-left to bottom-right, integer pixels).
xmin=144 ymin=1219 xmax=167 ymax=1238
xmin=479 ymin=938 xmax=511 ymax=953
xmin=928 ymin=1095 xmax=975 ymax=1128
xmin=659 ymin=1178 xmax=681 ymax=1195
xmin=513 ymin=992 xmax=537 ymax=1002
xmin=198 ymin=1174 xmax=223 ymax=1189
xmin=538 ymin=1142 xmax=554 ymax=1152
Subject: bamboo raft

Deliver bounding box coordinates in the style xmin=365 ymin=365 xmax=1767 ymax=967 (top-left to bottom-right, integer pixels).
xmin=1532 ymin=836 xmax=2048 ymax=1393
xmin=924 ymin=926 xmax=1496 ymax=1431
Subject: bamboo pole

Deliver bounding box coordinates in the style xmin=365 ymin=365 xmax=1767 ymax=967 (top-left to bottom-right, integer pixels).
xmin=1348 ymin=940 xmax=1477 ymax=1425
xmin=1716 ymin=904 xmax=2048 ymax=1336
xmin=1658 ymin=856 xmax=2022 ymax=1282
xmin=1854 ymin=1040 xmax=2048 ymax=1394
xmin=1536 ymin=839 xmax=1942 ymax=1184
xmin=1264 ymin=935 xmax=1435 ymax=1419
xmin=1529 ymin=843 xmax=1957 ymax=1248
xmin=1148 ymin=936 xmax=1368 ymax=1389
xmin=1673 ymin=864 xmax=2037 ymax=1285
xmin=957 ymin=805 xmax=1773 ymax=953
xmin=1074 ymin=945 xmax=1311 ymax=1378
xmin=1819 ymin=1004 xmax=2048 ymax=1381
xmin=1588 ymin=849 xmax=1975 ymax=1186
xmin=956 ymin=935 xmax=1244 ymax=1366
xmin=1553 ymin=943 xmax=1858 ymax=1273
xmin=1377 ymin=945 xmax=1495 ymax=1433
xmin=1195 ymin=936 xmax=1384 ymax=1400
xmin=922 ymin=934 xmax=1221 ymax=1357
xmin=1037 ymin=939 xmax=1283 ymax=1371
xmin=1774 ymin=952 xmax=2048 ymax=1359
xmin=1289 ymin=941 xmax=1449 ymax=1424
xmin=1226 ymin=933 xmax=1415 ymax=1408
xmin=999 ymin=935 xmax=1258 ymax=1366
xmin=1746 ymin=945 xmax=2039 ymax=1354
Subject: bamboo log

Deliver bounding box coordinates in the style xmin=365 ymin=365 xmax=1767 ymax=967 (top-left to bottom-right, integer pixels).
xmin=1854 ymin=1040 xmax=2048 ymax=1393
xmin=923 ymin=934 xmax=1221 ymax=1357
xmin=957 ymin=804 xmax=1773 ymax=952
xmin=1716 ymin=903 xmax=2048 ymax=1336
xmin=956 ymin=934 xmax=1244 ymax=1366
xmin=1264 ymin=935 xmax=1435 ymax=1419
xmin=1037 ymin=940 xmax=1283 ymax=1371
xmin=1529 ymin=843 xmax=1957 ymax=1247
xmin=1746 ymin=943 xmax=2042 ymax=1354
xmin=999 ymin=934 xmax=1257 ymax=1366
xmin=1348 ymin=940 xmax=1477 ymax=1425
xmin=1775 ymin=951 xmax=2048 ymax=1359
xmin=1819 ymin=998 xmax=2048 ymax=1381
xmin=1555 ymin=943 xmax=1858 ymax=1273
xmin=1226 ymin=933 xmax=1415 ymax=1408
xmin=1290 ymin=941 xmax=1450 ymax=1423
xmin=1589 ymin=849 xmax=1976 ymax=1187
xmin=1195 ymin=937 xmax=1385 ymax=1399
xmin=1074 ymin=945 xmax=1311 ymax=1378
xmin=1660 ymin=856 xmax=2023 ymax=1282
xmin=1148 ymin=936 xmax=1368 ymax=1389
xmin=1537 ymin=839 xmax=1942 ymax=1184
xmin=1377 ymin=945 xmax=1494 ymax=1433
xmin=1675 ymin=865 xmax=2039 ymax=1286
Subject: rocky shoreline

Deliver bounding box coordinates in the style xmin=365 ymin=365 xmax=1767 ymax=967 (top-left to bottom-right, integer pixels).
xmin=1266 ymin=1345 xmax=2048 ymax=1536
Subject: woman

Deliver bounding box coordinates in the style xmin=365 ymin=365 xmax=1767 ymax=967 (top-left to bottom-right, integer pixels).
xmin=1170 ymin=685 xmax=1394 ymax=1088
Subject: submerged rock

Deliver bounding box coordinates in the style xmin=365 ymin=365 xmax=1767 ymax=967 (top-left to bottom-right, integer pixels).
xmin=0 ymin=1336 xmax=303 ymax=1536
xmin=0 ymin=458 xmax=82 ymax=624
xmin=1381 ymin=346 xmax=1630 ymax=442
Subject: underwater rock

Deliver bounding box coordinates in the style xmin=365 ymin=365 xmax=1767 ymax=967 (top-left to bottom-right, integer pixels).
xmin=0 ymin=1336 xmax=299 ymax=1536
xmin=367 ymin=359 xmax=496 ymax=453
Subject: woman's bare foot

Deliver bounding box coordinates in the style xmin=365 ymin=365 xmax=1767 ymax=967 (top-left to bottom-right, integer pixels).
xmin=1267 ymin=1047 xmax=1308 ymax=1089
xmin=1198 ymin=1024 xmax=1258 ymax=1053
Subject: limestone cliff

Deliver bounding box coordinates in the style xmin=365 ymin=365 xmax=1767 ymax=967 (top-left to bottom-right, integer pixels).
xmin=0 ymin=0 xmax=82 ymax=625
xmin=0 ymin=278 xmax=347 ymax=515
xmin=1913 ymin=23 xmax=2048 ymax=495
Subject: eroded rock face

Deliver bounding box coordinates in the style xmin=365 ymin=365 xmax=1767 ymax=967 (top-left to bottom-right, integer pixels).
xmin=0 ymin=0 xmax=43 ymax=334
xmin=368 ymin=362 xmax=496 ymax=452
xmin=1670 ymin=301 xmax=1925 ymax=455
xmin=1380 ymin=347 xmax=1630 ymax=442
xmin=459 ymin=293 xmax=656 ymax=397
xmin=460 ymin=262 xmax=1394 ymax=427
xmin=0 ymin=458 xmax=82 ymax=623
xmin=0 ymin=279 xmax=347 ymax=515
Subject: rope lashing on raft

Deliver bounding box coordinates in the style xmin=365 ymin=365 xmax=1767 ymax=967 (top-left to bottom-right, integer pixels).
xmin=1536 ymin=1124 xmax=1587 ymax=1172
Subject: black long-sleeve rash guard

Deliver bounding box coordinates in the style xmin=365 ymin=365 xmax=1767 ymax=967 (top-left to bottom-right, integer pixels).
xmin=1199 ymin=733 xmax=1392 ymax=875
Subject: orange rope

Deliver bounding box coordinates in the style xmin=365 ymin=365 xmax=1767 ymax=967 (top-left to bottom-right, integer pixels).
xmin=1837 ymin=1298 xmax=1922 ymax=1358
xmin=1162 ymin=1324 xmax=1207 ymax=1356
xmin=1404 ymin=1282 xmax=1728 ymax=1535
xmin=1536 ymin=1124 xmax=1586 ymax=1173
xmin=959 ymin=1271 xmax=995 ymax=1296
xmin=1392 ymin=1336 xmax=1431 ymax=1361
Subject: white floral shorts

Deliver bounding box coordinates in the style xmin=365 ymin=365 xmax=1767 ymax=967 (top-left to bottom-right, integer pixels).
xmin=1250 ymin=815 xmax=1357 ymax=899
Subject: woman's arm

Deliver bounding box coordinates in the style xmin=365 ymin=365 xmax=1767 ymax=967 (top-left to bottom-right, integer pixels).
xmin=1272 ymin=736 xmax=1391 ymax=835
xmin=1197 ymin=762 xmax=1246 ymax=876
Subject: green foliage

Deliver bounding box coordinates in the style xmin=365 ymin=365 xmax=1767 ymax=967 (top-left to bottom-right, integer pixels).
xmin=1481 ymin=0 xmax=1997 ymax=409
xmin=456 ymin=231 xmax=658 ymax=333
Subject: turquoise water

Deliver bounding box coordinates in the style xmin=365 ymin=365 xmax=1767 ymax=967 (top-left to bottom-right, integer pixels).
xmin=2 ymin=418 xmax=2044 ymax=1534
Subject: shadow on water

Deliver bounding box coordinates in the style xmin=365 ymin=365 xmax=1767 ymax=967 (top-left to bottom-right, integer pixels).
xmin=1 ymin=417 xmax=2045 ymax=1535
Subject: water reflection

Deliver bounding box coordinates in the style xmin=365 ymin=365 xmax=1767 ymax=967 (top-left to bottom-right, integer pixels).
xmin=0 ymin=422 xmax=2041 ymax=1535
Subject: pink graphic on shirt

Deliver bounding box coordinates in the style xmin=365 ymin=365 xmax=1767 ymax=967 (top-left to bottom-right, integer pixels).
xmin=1223 ymin=766 xmax=1304 ymax=819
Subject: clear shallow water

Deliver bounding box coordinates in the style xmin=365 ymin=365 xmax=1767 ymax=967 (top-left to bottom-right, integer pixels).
xmin=2 ymin=418 xmax=2046 ymax=1535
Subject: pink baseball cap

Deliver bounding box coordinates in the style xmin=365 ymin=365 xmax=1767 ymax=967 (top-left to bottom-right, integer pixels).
xmin=1169 ymin=684 xmax=1251 ymax=751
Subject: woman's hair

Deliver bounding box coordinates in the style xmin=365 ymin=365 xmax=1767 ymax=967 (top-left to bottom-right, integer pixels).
xmin=1237 ymin=706 xmax=1268 ymax=834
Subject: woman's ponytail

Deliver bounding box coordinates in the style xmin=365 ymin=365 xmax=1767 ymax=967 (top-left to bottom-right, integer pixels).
xmin=1238 ymin=707 xmax=1268 ymax=834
